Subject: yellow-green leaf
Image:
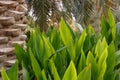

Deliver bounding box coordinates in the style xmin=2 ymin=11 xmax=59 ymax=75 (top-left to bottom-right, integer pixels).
xmin=1 ymin=67 xmax=10 ymax=80
xmin=98 ymin=48 xmax=108 ymax=80
xmin=29 ymin=49 xmax=43 ymax=80
xmin=62 ymin=61 xmax=77 ymax=80
xmin=108 ymin=9 xmax=116 ymax=41
xmin=95 ymin=40 xmax=103 ymax=58
xmin=60 ymin=18 xmax=74 ymax=46
xmin=102 ymin=37 xmax=108 ymax=49
xmin=77 ymin=64 xmax=91 ymax=80
xmin=41 ymin=70 xmax=47 ymax=80
xmin=60 ymin=18 xmax=75 ymax=60
xmin=75 ymin=30 xmax=86 ymax=63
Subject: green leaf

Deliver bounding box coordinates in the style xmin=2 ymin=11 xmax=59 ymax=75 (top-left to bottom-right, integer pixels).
xmin=97 ymin=48 xmax=108 ymax=80
xmin=22 ymin=62 xmax=30 ymax=80
xmin=41 ymin=70 xmax=47 ymax=80
xmin=76 ymin=30 xmax=86 ymax=62
xmin=53 ymin=46 xmax=68 ymax=78
xmin=60 ymin=18 xmax=75 ymax=60
xmin=1 ymin=67 xmax=10 ymax=80
xmin=30 ymin=29 xmax=44 ymax=64
xmin=86 ymin=25 xmax=94 ymax=35
xmin=101 ymin=15 xmax=113 ymax=44
xmin=95 ymin=40 xmax=103 ymax=58
xmin=50 ymin=27 xmax=61 ymax=50
xmin=83 ymin=25 xmax=95 ymax=53
xmin=86 ymin=51 xmax=98 ymax=80
xmin=76 ymin=30 xmax=86 ymax=54
xmin=102 ymin=37 xmax=108 ymax=49
xmin=28 ymin=29 xmax=48 ymax=69
xmin=29 ymin=49 xmax=43 ymax=80
xmin=49 ymin=61 xmax=60 ymax=80
xmin=62 ymin=61 xmax=77 ymax=80
xmin=77 ymin=50 xmax=86 ymax=73
xmin=108 ymin=10 xmax=115 ymax=28
xmin=29 ymin=29 xmax=55 ymax=69
xmin=7 ymin=61 xmax=18 ymax=80
xmin=60 ymin=17 xmax=74 ymax=46
xmin=108 ymin=9 xmax=116 ymax=41
xmin=42 ymin=35 xmax=55 ymax=58
xmin=15 ymin=44 xmax=30 ymax=66
xmin=77 ymin=64 xmax=91 ymax=80
xmin=101 ymin=15 xmax=110 ymax=37
xmin=104 ymin=42 xmax=115 ymax=80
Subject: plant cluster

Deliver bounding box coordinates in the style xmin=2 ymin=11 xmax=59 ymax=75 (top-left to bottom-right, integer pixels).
xmin=1 ymin=10 xmax=120 ymax=80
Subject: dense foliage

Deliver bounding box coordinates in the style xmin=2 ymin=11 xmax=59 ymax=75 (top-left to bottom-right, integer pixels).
xmin=1 ymin=10 xmax=120 ymax=80
xmin=28 ymin=0 xmax=119 ymax=31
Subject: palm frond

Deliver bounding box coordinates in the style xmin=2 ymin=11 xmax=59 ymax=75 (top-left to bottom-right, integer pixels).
xmin=62 ymin=0 xmax=94 ymax=26
xmin=32 ymin=0 xmax=51 ymax=32
xmin=28 ymin=0 xmax=119 ymax=32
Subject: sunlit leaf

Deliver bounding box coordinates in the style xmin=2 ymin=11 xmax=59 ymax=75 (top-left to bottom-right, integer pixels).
xmin=29 ymin=49 xmax=43 ymax=80
xmin=1 ymin=67 xmax=9 ymax=80
xmin=95 ymin=39 xmax=103 ymax=58
xmin=41 ymin=70 xmax=47 ymax=80
xmin=62 ymin=61 xmax=77 ymax=80
xmin=60 ymin=18 xmax=75 ymax=60
xmin=77 ymin=64 xmax=91 ymax=80
xmin=102 ymin=37 xmax=108 ymax=49
xmin=76 ymin=30 xmax=86 ymax=63
xmin=98 ymin=48 xmax=108 ymax=80
xmin=108 ymin=9 xmax=116 ymax=41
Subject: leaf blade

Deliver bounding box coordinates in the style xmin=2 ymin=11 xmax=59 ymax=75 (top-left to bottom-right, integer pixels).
xmin=62 ymin=61 xmax=77 ymax=80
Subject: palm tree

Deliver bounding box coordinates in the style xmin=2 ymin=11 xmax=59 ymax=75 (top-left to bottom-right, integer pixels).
xmin=27 ymin=0 xmax=119 ymax=32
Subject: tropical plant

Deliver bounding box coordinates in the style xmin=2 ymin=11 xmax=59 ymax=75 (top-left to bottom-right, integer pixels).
xmin=1 ymin=10 xmax=120 ymax=80
xmin=29 ymin=0 xmax=95 ymax=31
xmin=27 ymin=0 xmax=119 ymax=31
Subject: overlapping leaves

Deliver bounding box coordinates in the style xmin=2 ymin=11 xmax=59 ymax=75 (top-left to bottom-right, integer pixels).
xmin=1 ymin=11 xmax=120 ymax=80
